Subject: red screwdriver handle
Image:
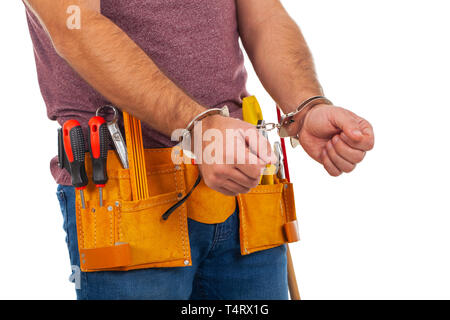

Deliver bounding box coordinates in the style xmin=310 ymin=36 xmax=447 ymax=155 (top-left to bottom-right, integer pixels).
xmin=88 ymin=116 xmax=109 ymax=187
xmin=63 ymin=120 xmax=88 ymax=190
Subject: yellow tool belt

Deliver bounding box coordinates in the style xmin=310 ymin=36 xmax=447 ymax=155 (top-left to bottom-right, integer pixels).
xmin=75 ymin=147 xmax=299 ymax=272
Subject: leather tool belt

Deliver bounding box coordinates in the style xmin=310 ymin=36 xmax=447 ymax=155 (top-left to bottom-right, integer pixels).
xmin=73 ymin=148 xmax=299 ymax=272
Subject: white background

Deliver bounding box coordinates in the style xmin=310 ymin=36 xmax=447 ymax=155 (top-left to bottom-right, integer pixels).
xmin=0 ymin=0 xmax=449 ymax=300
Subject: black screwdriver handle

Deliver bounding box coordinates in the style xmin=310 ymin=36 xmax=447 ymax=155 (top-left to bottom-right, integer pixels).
xmin=63 ymin=120 xmax=88 ymax=190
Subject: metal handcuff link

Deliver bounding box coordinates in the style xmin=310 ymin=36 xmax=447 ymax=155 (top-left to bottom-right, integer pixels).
xmin=257 ymin=95 xmax=332 ymax=148
xmin=177 ymin=96 xmax=332 ymax=153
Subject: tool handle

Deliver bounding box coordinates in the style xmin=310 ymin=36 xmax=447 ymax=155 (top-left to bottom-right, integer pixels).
xmin=63 ymin=120 xmax=88 ymax=189
xmin=276 ymin=108 xmax=291 ymax=182
xmin=88 ymin=116 xmax=109 ymax=186
xmin=276 ymin=107 xmax=300 ymax=300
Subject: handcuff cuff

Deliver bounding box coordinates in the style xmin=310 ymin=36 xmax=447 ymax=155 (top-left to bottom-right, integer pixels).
xmin=257 ymin=95 xmax=332 ymax=148
xmin=178 ymin=106 xmax=230 ymax=144
xmin=166 ymin=97 xmax=331 ymax=219
xmin=178 ymin=95 xmax=332 ymax=152
xmin=167 ymin=106 xmax=230 ymax=220
xmin=177 ymin=105 xmax=230 ymax=159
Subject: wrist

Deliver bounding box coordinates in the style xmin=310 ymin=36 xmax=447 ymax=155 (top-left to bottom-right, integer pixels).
xmin=179 ymin=106 xmax=229 ymax=142
xmin=183 ymin=110 xmax=229 ymax=160
xmin=279 ymin=96 xmax=332 ymax=138
xmin=280 ymin=90 xmax=325 ymax=114
xmin=292 ymin=102 xmax=331 ymax=134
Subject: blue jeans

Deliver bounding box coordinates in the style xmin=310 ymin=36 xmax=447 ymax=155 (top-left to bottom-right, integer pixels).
xmin=56 ymin=185 xmax=288 ymax=300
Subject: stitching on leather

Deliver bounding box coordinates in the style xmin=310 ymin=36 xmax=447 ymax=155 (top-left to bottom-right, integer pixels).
xmin=173 ymin=167 xmax=179 ymax=192
xmin=248 ymin=188 xmax=281 ymax=194
xmin=178 ymin=169 xmax=188 ymax=260
xmin=145 ymin=148 xmax=172 ymax=152
xmin=175 ymin=164 xmax=186 ymax=193
xmin=237 ymin=195 xmax=248 ymax=253
xmin=117 ymin=166 xmax=184 ymax=180
xmin=121 ymin=197 xmax=179 ymax=212
xmin=147 ymin=168 xmax=181 ymax=176
xmin=110 ymin=207 xmax=113 ymax=246
xmin=116 ymin=168 xmax=181 ymax=179
xmin=93 ymin=206 xmax=97 ymax=247
xmin=175 ymin=167 xmax=187 ymax=260
xmin=178 ymin=203 xmax=188 ymax=260
xmin=76 ymin=201 xmax=86 ymax=249
xmin=145 ymin=149 xmax=172 ymax=153
xmin=183 ymin=203 xmax=190 ymax=260
xmin=118 ymin=209 xmax=123 ymax=242
xmin=283 ymin=184 xmax=290 ymax=223
xmin=178 ymin=203 xmax=183 ymax=258
xmin=183 ymin=204 xmax=188 ymax=260
xmin=181 ymin=166 xmax=187 ymax=190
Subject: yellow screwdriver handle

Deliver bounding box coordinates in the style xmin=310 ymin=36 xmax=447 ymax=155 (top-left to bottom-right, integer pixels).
xmin=242 ymin=96 xmax=274 ymax=185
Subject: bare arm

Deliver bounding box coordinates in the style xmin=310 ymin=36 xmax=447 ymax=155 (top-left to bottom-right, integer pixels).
xmin=23 ymin=0 xmax=205 ymax=136
xmin=237 ymin=0 xmax=323 ymax=113
xmin=23 ymin=0 xmax=274 ymax=195
xmin=237 ymin=0 xmax=374 ymax=177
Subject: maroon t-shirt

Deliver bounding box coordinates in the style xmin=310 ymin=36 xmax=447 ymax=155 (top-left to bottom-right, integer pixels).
xmin=25 ymin=0 xmax=248 ymax=185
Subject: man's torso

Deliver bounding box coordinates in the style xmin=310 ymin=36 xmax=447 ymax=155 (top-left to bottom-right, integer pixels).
xmin=26 ymin=0 xmax=248 ymax=183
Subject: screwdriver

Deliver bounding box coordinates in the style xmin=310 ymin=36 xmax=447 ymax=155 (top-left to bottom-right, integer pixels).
xmin=63 ymin=120 xmax=89 ymax=209
xmin=257 ymin=120 xmax=275 ymax=185
xmin=88 ymin=116 xmax=109 ymax=207
xmin=274 ymin=141 xmax=286 ymax=179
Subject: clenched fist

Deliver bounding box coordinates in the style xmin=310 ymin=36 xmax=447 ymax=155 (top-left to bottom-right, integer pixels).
xmin=297 ymin=105 xmax=374 ymax=176
xmin=195 ymin=115 xmax=276 ymax=196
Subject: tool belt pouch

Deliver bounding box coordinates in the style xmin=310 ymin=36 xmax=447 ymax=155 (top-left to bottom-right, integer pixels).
xmin=75 ymin=148 xmax=299 ymax=272
xmin=237 ymin=178 xmax=299 ymax=255
xmin=76 ymin=149 xmax=191 ymax=272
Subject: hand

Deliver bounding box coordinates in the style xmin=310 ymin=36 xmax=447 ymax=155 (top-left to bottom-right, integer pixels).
xmin=297 ymin=105 xmax=374 ymax=176
xmin=195 ymin=115 xmax=276 ymax=196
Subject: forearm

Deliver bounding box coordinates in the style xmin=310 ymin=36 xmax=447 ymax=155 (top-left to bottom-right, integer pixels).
xmin=23 ymin=0 xmax=205 ymax=136
xmin=238 ymin=1 xmax=323 ymax=113
xmin=57 ymin=14 xmax=205 ymax=136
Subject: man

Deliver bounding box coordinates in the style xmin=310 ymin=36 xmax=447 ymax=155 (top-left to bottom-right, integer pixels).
xmin=23 ymin=0 xmax=374 ymax=300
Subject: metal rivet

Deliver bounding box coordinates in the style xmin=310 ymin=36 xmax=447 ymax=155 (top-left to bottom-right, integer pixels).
xmin=175 ymin=165 xmax=181 ymax=171
xmin=184 ymin=260 xmax=189 ymax=266
xmin=82 ymin=260 xmax=86 ymax=264
xmin=107 ymin=206 xmax=113 ymax=212
xmin=115 ymin=201 xmax=120 ymax=207
xmin=81 ymin=254 xmax=85 ymax=258
xmin=91 ymin=208 xmax=96 ymax=213
xmin=284 ymin=185 xmax=288 ymax=189
xmin=177 ymin=193 xmax=183 ymax=199
xmin=244 ymin=248 xmax=249 ymax=254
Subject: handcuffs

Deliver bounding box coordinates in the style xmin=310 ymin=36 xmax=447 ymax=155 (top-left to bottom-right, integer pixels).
xmin=178 ymin=106 xmax=230 ymax=144
xmin=257 ymin=95 xmax=333 ymax=148
xmin=179 ymin=96 xmax=332 ymax=150
xmin=177 ymin=106 xmax=230 ymax=158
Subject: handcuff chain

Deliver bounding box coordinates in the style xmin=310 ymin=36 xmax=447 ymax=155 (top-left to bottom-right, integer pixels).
xmin=255 ymin=96 xmax=331 ymax=134
xmin=278 ymin=96 xmax=332 ymax=127
xmin=256 ymin=122 xmax=280 ymax=132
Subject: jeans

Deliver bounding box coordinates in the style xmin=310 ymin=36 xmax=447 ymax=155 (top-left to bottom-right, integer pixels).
xmin=56 ymin=185 xmax=288 ymax=300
